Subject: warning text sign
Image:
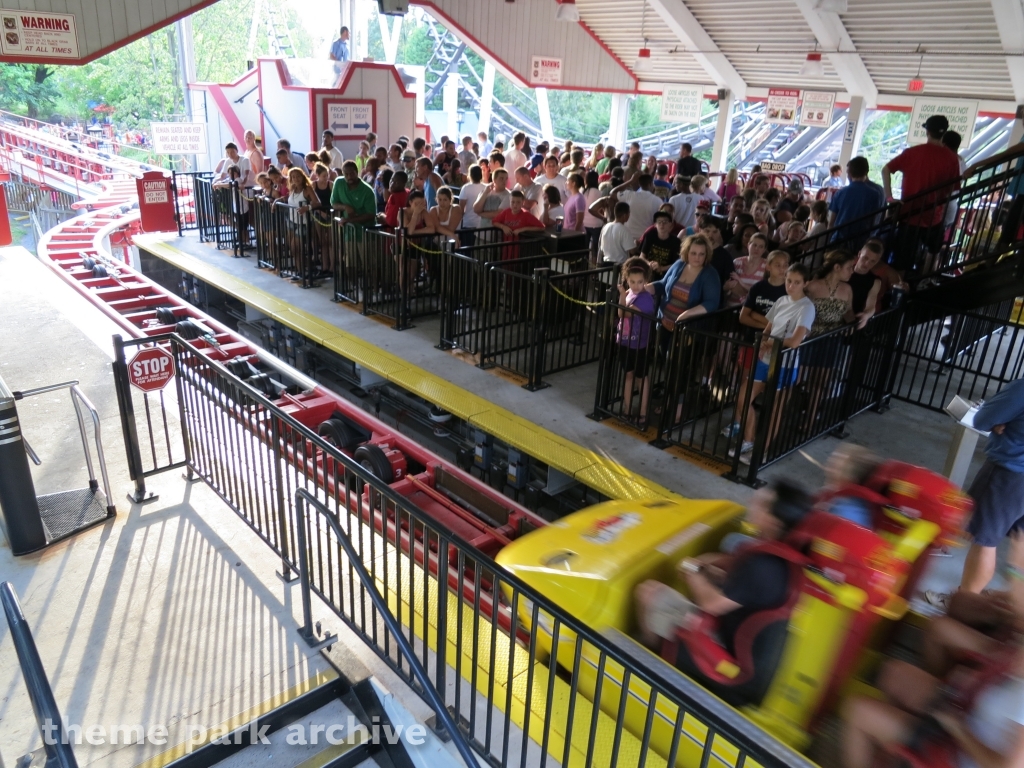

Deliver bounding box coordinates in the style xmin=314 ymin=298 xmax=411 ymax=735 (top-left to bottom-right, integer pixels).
xmin=0 ymin=11 xmax=79 ymax=58
xmin=660 ymin=85 xmax=703 ymax=125
xmin=151 ymin=122 xmax=208 ymax=155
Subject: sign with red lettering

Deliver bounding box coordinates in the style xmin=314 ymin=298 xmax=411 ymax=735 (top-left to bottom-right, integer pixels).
xmin=766 ymin=88 xmax=800 ymax=126
xmin=0 ymin=11 xmax=79 ymax=58
xmin=127 ymin=347 xmax=175 ymax=393
xmin=136 ymin=172 xmax=177 ymax=233
xmin=530 ymin=56 xmax=563 ymax=86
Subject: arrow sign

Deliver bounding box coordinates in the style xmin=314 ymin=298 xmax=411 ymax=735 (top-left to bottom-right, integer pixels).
xmin=331 ymin=121 xmax=347 ymax=131
xmin=353 ymin=122 xmax=371 ymax=130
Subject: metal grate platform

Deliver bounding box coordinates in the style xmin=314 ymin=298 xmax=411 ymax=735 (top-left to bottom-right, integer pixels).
xmin=38 ymin=487 xmax=113 ymax=543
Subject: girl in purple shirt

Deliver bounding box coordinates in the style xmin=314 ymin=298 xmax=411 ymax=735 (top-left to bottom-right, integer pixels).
xmin=562 ymin=172 xmax=587 ymax=232
xmin=617 ymin=257 xmax=658 ymax=429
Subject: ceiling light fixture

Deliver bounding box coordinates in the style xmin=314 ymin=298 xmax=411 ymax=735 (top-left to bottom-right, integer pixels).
xmin=635 ymin=45 xmax=654 ymax=73
xmin=555 ymin=0 xmax=580 ymax=22
xmin=799 ymin=51 xmax=824 ymax=77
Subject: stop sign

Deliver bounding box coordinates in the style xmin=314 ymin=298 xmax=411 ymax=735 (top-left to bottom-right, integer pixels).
xmin=127 ymin=347 xmax=175 ymax=392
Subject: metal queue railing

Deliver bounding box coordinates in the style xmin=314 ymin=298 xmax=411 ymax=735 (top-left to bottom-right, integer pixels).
xmin=483 ymin=257 xmax=617 ymax=390
xmin=437 ymin=235 xmax=549 ymax=356
xmin=251 ymin=197 xmax=324 ymax=287
xmin=889 ymin=298 xmax=1024 ymax=411
xmin=111 ymin=331 xmax=818 ymax=768
xmin=592 ymin=303 xmax=905 ymax=483
xmin=170 ymin=171 xmax=212 ymax=235
xmin=194 ymin=177 xmax=253 ymax=257
xmin=360 ymin=228 xmax=449 ymax=329
xmin=791 ymin=143 xmax=1024 ymax=279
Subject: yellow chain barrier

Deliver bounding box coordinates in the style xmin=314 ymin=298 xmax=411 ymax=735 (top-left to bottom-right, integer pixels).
xmin=405 ymin=240 xmax=447 ymax=256
xmin=548 ymin=283 xmax=607 ymax=307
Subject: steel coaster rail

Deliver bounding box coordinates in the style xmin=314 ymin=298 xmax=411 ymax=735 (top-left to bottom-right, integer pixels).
xmin=294 ymin=488 xmax=480 ymax=768
xmin=1 ymin=581 xmax=80 ymax=768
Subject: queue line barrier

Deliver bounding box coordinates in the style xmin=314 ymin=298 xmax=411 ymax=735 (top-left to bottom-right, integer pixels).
xmin=110 ymin=331 xmax=819 ymax=768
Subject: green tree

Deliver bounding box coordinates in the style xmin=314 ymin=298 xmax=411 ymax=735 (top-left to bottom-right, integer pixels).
xmin=0 ymin=64 xmax=59 ymax=118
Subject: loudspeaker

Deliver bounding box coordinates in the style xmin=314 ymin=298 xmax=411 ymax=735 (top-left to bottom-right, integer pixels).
xmin=377 ymin=0 xmax=409 ymax=15
xmin=717 ymin=88 xmax=729 ymax=101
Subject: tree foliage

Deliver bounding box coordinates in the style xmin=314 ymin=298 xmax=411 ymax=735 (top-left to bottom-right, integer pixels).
xmin=0 ymin=64 xmax=59 ymax=118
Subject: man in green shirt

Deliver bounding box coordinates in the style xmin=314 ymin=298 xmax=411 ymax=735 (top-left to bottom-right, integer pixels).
xmin=330 ymin=161 xmax=377 ymax=228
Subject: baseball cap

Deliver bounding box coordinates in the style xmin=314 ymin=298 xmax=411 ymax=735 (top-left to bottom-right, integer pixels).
xmin=923 ymin=114 xmax=949 ymax=133
xmin=402 ymin=150 xmax=416 ymax=161
xmin=788 ymin=178 xmax=804 ymax=192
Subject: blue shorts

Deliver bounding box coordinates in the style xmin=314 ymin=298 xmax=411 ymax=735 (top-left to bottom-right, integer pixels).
xmin=966 ymin=460 xmax=1024 ymax=546
xmin=754 ymin=360 xmax=799 ymax=389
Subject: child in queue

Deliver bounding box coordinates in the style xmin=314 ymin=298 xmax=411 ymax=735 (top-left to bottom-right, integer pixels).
xmin=617 ymin=257 xmax=657 ymax=429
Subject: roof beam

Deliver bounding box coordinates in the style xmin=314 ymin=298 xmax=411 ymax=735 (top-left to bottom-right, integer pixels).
xmin=991 ymin=0 xmax=1024 ymax=103
xmin=792 ymin=0 xmax=878 ymax=108
xmin=645 ymin=0 xmax=747 ymax=100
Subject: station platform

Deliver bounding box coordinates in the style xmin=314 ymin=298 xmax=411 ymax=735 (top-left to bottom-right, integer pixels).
xmin=134 ymin=231 xmax=991 ymax=508
xmin=0 ymin=246 xmax=464 ymax=768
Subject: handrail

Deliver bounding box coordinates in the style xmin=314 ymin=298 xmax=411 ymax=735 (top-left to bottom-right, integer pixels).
xmin=293 ymin=488 xmax=481 ymax=768
xmin=1 ymin=581 xmax=80 ymax=768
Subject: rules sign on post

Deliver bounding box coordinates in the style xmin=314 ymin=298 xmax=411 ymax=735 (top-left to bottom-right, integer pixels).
xmin=799 ymin=91 xmax=836 ymax=128
xmin=151 ymin=122 xmax=207 ymax=155
xmin=0 ymin=11 xmax=79 ymax=58
xmin=766 ymin=88 xmax=800 ymax=125
xmin=530 ymin=57 xmax=563 ymax=86
xmin=127 ymin=347 xmax=175 ymax=393
xmin=660 ymin=85 xmax=703 ymax=125
xmin=908 ymin=98 xmax=979 ymax=146
xmin=322 ymin=100 xmax=376 ymax=140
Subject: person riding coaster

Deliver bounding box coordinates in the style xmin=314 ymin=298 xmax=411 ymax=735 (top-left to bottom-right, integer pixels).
xmin=495 ymin=460 xmax=974 ymax=756
xmin=843 ymin=535 xmax=1024 ymax=768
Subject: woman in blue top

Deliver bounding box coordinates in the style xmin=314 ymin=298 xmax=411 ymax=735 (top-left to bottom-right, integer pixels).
xmin=649 ymin=233 xmax=722 ymax=339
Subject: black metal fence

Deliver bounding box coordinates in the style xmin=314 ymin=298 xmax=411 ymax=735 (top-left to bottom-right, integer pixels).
xmin=483 ymin=257 xmax=616 ymax=390
xmin=194 ymin=177 xmax=252 ymax=257
xmin=890 ymin=298 xmax=1023 ymax=411
xmin=171 ymin=171 xmax=212 ymax=235
xmin=591 ymin=303 xmax=905 ymax=484
xmin=251 ymin=197 xmax=324 ymax=287
xmin=794 ymin=143 xmax=1024 ymax=281
xmin=111 ymin=331 xmax=817 ymax=768
xmin=359 ymin=228 xmax=449 ymax=329
xmin=437 ymin=236 xmax=549 ymax=356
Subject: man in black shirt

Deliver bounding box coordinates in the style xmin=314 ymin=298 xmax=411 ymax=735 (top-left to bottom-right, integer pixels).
xmin=635 ymin=479 xmax=812 ymax=704
xmin=639 ymin=212 xmax=682 ymax=276
xmin=676 ymin=142 xmax=704 ymax=179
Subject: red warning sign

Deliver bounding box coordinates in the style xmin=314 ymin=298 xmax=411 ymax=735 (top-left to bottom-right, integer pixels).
xmin=127 ymin=347 xmax=175 ymax=392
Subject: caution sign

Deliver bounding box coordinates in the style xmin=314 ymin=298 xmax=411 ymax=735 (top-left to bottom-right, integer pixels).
xmin=0 ymin=11 xmax=79 ymax=58
xmin=127 ymin=347 xmax=175 ymax=393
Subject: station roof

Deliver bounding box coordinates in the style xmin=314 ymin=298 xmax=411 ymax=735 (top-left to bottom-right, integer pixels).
xmin=417 ymin=0 xmax=1024 ymax=114
xmin=0 ymin=0 xmax=1019 ymax=114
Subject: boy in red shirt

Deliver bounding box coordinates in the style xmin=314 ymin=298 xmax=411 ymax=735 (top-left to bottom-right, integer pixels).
xmin=493 ymin=190 xmax=545 ymax=238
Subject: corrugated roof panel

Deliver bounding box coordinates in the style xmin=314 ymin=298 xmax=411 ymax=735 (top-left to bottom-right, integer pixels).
xmin=579 ymin=0 xmax=715 ymax=85
xmin=682 ymin=0 xmax=845 ymax=90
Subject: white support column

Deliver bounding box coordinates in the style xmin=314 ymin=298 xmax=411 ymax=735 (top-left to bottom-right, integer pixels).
xmin=536 ymin=88 xmax=555 ymax=144
xmin=710 ymin=91 xmax=735 ymax=173
xmin=838 ymin=95 xmax=868 ymax=175
xmin=608 ymin=93 xmax=631 ymax=153
xmin=378 ymin=15 xmax=402 ymax=64
xmin=477 ymin=62 xmax=496 ymax=137
xmin=443 ymin=75 xmax=461 ymax=141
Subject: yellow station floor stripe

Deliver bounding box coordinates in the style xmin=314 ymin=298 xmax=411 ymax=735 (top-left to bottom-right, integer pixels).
xmin=134 ymin=234 xmax=676 ymax=503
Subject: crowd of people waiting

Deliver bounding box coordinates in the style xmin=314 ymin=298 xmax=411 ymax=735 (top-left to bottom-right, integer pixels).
xmin=208 ymin=116 xmax=973 ymax=454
